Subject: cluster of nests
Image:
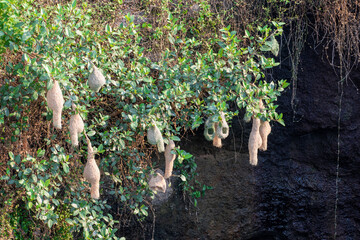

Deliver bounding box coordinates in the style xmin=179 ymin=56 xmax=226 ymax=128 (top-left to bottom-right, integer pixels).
xmin=203 ymin=107 xmax=271 ymax=166
xmin=46 ymin=63 xmax=105 ymax=199
xmin=146 ymin=121 xmax=176 ymax=193
xmin=46 ymin=62 xmax=272 ymax=198
xmin=247 ymin=100 xmax=271 ymax=166
xmin=147 ymin=106 xmax=272 ymax=193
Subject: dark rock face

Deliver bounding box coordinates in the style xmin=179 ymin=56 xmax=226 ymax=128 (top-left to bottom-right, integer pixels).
xmin=152 ymin=43 xmax=360 ymax=240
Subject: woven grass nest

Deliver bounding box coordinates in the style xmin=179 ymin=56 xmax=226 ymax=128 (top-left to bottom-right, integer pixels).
xmin=147 ymin=120 xmax=165 ymax=152
xmin=88 ymin=64 xmax=106 ymax=92
xmin=83 ymin=137 xmax=101 ymax=199
xmin=46 ymin=80 xmax=64 ymax=129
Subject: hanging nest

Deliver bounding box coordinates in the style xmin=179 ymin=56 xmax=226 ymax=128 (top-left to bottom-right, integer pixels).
xmin=204 ymin=117 xmax=216 ymax=141
xmin=88 ymin=64 xmax=106 ymax=92
xmin=258 ymin=100 xmax=271 ymax=151
xmin=83 ymin=137 xmax=101 ymax=199
xmin=259 ymin=120 xmax=271 ymax=151
xmin=164 ymin=140 xmax=176 ymax=179
xmin=46 ymin=80 xmax=64 ymax=129
xmin=213 ymin=123 xmax=222 ymax=148
xmin=216 ymin=112 xmax=229 ymax=139
xmin=248 ymin=117 xmax=262 ymax=166
xmin=148 ymin=172 xmax=166 ymax=193
xmin=69 ymin=104 xmax=84 ymax=147
xmin=147 ymin=121 xmax=165 ymax=152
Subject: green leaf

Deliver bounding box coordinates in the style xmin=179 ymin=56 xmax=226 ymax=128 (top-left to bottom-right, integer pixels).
xmin=105 ymin=24 xmax=111 ymax=33
xmin=260 ymin=45 xmax=271 ymax=52
xmin=141 ymin=209 xmax=148 ymax=216
xmin=217 ymin=41 xmax=226 ymax=48
xmin=87 ymin=130 xmax=96 ymax=137
xmin=23 ymin=53 xmax=30 ymax=63
xmin=170 ymin=136 xmax=180 ymax=141
xmin=183 ymin=153 xmax=192 ymax=159
xmin=62 ymin=163 xmax=69 ymax=173
xmin=47 ymin=219 xmax=54 ymax=229
xmin=46 ymin=79 xmax=53 ymax=90
xmin=52 ymin=199 xmax=59 ymax=206
xmin=64 ymin=27 xmax=70 ymax=36
xmin=22 ymin=31 xmax=32 ymax=42
xmin=270 ymin=36 xmax=279 ymax=56
xmin=45 ymin=179 xmax=50 ymax=187
xmin=43 ymin=64 xmax=51 ymax=76
xmin=37 ymin=149 xmax=45 ymax=158
xmin=168 ymin=34 xmax=175 ymax=44
xmin=278 ymin=118 xmax=285 ymax=126
xmin=27 ymin=201 xmax=33 ymax=209
xmin=64 ymin=100 xmax=72 ymax=108
xmin=15 ymin=155 xmax=21 ymax=164
xmin=0 ymin=175 xmax=9 ymax=180
xmin=32 ymin=91 xmax=38 ymax=100
xmin=71 ymin=0 xmax=77 ymax=8
xmin=24 ymin=168 xmax=31 ymax=175
xmin=98 ymin=144 xmax=104 ymax=153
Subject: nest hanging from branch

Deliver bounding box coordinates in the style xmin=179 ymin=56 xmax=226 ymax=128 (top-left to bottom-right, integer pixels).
xmin=205 ymin=112 xmax=230 ymax=148
xmin=46 ymin=80 xmax=64 ymax=129
xmin=147 ymin=121 xmax=165 ymax=152
xmin=83 ymin=136 xmax=101 ymax=199
xmin=258 ymin=100 xmax=271 ymax=151
xmin=69 ymin=104 xmax=84 ymax=147
xmin=248 ymin=117 xmax=262 ymax=166
xmin=88 ymin=64 xmax=106 ymax=92
xmin=259 ymin=120 xmax=271 ymax=151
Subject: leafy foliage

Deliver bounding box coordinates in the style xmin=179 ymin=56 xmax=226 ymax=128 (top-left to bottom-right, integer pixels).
xmin=0 ymin=0 xmax=288 ymax=238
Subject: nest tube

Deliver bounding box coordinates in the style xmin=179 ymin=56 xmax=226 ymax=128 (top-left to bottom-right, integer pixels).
xmin=248 ymin=117 xmax=262 ymax=166
xmin=83 ymin=136 xmax=101 ymax=199
xmin=164 ymin=140 xmax=176 ymax=179
xmin=212 ymin=123 xmax=222 ymax=148
xmin=46 ymin=80 xmax=64 ymax=129
xmin=52 ymin=109 xmax=63 ymax=129
xmin=258 ymin=100 xmax=271 ymax=151
xmin=90 ymin=182 xmax=100 ymax=199
xmin=259 ymin=120 xmax=271 ymax=151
